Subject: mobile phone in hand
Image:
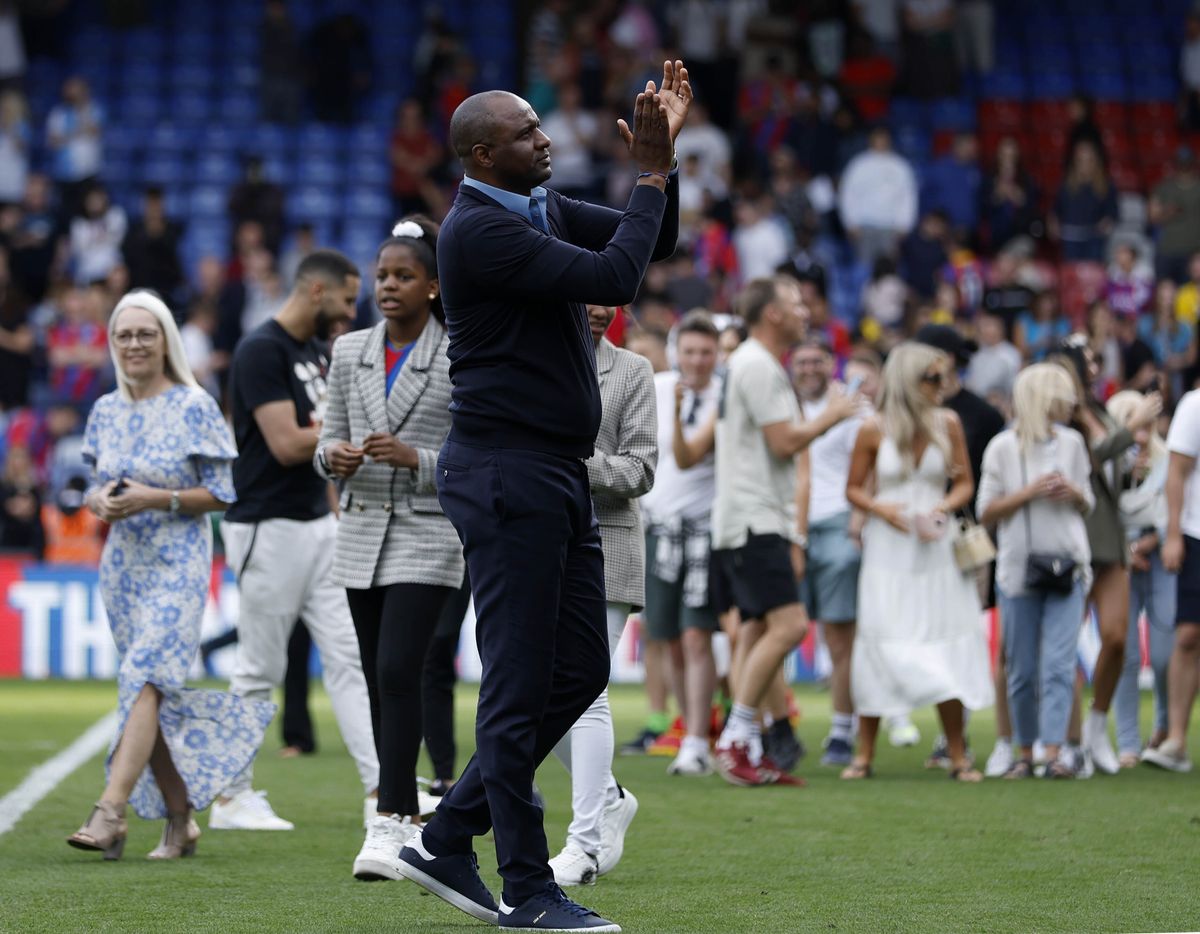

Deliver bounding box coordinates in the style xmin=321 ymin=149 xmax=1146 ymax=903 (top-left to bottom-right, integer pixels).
xmin=112 ymin=477 xmax=128 ymax=496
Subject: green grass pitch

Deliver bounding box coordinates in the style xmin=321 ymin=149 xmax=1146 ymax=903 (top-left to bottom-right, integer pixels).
xmin=1 ymin=680 xmax=1197 ymax=933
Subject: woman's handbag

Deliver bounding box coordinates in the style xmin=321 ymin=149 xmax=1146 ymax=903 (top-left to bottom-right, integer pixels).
xmin=1020 ymin=455 xmax=1077 ymax=594
xmin=953 ymin=516 xmax=996 ymax=573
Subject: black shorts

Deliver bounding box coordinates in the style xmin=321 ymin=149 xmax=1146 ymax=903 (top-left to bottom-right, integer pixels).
xmin=710 ymin=533 xmax=799 ymax=622
xmin=1177 ymin=535 xmax=1200 ymax=626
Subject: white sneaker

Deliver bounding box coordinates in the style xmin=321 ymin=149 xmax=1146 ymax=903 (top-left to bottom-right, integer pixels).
xmin=596 ymin=786 xmax=637 ymax=876
xmin=208 ymin=789 xmax=294 ymax=831
xmin=417 ymin=790 xmax=441 ymax=818
xmin=984 ymin=739 xmax=1014 ymax=778
xmin=886 ymin=715 xmax=920 ymax=748
xmin=1069 ymin=745 xmax=1094 ymax=780
xmin=353 ymin=814 xmax=418 ymax=880
xmin=549 ymin=841 xmax=599 ymax=886
xmin=363 ymin=795 xmax=377 ymax=829
xmin=1032 ymin=740 xmax=1048 ymax=765
xmin=667 ymin=746 xmax=714 ymax=776
xmin=1083 ymin=714 xmax=1120 ymax=775
xmin=1141 ymin=738 xmax=1194 ymax=773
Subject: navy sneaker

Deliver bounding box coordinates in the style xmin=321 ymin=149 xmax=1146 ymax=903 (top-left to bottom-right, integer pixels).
xmin=763 ymin=719 xmax=805 ymax=771
xmin=499 ymin=883 xmax=620 ymax=932
xmin=397 ymin=831 xmax=499 ymax=925
xmin=820 ymin=736 xmax=854 ymax=767
xmin=619 ymin=728 xmax=659 ymax=756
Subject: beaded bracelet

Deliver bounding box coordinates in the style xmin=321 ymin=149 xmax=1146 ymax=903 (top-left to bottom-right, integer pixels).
xmin=637 ymin=170 xmax=669 ymax=180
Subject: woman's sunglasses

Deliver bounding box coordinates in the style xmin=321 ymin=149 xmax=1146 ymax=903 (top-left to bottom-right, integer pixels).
xmin=920 ymin=371 xmax=944 ymax=386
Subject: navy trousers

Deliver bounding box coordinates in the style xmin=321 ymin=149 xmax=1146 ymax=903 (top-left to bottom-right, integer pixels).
xmin=422 ymin=439 xmax=610 ymax=904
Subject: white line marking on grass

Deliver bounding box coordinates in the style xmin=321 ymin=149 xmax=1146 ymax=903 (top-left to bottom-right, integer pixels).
xmin=0 ymin=711 xmax=117 ymax=836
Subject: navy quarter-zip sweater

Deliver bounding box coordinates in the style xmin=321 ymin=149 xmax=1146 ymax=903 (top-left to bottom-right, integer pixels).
xmin=437 ymin=178 xmax=678 ymax=458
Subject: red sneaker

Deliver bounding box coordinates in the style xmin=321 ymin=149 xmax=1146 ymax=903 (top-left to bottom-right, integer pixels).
xmin=714 ymin=742 xmax=768 ymax=786
xmin=758 ymin=756 xmax=808 ymax=787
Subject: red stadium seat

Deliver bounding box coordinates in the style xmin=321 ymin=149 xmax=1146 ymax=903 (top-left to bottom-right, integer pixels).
xmin=1059 ymin=261 xmax=1107 ymax=325
xmin=1029 ymin=101 xmax=1072 ymax=131
xmin=1092 ymin=101 xmax=1129 ymax=132
xmin=1129 ymin=101 xmax=1178 ymax=133
xmin=978 ymin=99 xmax=1025 ymax=131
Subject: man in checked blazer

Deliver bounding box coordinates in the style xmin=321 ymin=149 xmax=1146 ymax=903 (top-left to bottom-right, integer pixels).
xmin=548 ymin=303 xmax=656 ymax=888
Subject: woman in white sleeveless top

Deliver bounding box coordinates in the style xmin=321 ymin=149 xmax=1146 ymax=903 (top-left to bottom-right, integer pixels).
xmin=844 ymin=342 xmax=994 ymax=780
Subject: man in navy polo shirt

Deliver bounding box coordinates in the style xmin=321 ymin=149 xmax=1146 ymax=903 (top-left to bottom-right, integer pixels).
xmin=397 ymin=64 xmax=690 ymax=933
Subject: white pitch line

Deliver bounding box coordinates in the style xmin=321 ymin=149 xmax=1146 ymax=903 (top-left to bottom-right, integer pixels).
xmin=0 ymin=711 xmax=117 ymax=836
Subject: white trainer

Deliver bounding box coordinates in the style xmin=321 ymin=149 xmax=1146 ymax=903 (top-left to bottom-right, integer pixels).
xmin=596 ymin=786 xmax=637 ymax=876
xmin=886 ymin=715 xmax=920 ymax=748
xmin=363 ymin=795 xmax=377 ymax=829
xmin=1082 ymin=714 xmax=1120 ymax=775
xmin=667 ymin=746 xmax=714 ymax=776
xmin=417 ymin=790 xmax=442 ymax=818
xmin=984 ymin=739 xmax=1014 ymax=778
xmin=1141 ymin=738 xmax=1194 ymax=773
xmin=208 ymin=789 xmax=294 ymax=831
xmin=353 ymin=814 xmax=417 ymax=880
xmin=549 ymin=841 xmax=599 ymax=887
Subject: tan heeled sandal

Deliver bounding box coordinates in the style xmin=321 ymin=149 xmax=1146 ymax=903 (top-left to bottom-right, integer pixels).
xmin=147 ymin=809 xmax=200 ymax=860
xmin=67 ymin=801 xmax=127 ymax=860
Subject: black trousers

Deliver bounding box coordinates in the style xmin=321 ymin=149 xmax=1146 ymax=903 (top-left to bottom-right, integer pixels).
xmin=281 ymin=621 xmax=316 ymax=753
xmin=346 ymin=581 xmax=454 ymax=816
xmin=422 ymin=572 xmax=471 ymax=781
xmin=421 ymin=440 xmax=609 ymax=904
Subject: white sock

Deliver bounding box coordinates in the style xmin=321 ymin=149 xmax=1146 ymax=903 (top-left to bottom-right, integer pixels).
xmin=748 ymin=724 xmax=763 ymax=766
xmin=680 ymin=734 xmax=709 ymax=757
xmin=1087 ymin=709 xmax=1107 ymax=729
xmin=830 ymin=712 xmax=854 ymax=742
xmin=719 ymin=702 xmax=757 ymax=747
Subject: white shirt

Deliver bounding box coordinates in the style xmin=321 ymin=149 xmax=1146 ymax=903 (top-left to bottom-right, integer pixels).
xmin=801 ymin=389 xmax=867 ymax=525
xmin=965 ymin=342 xmax=1023 ymax=400
xmin=712 ymin=338 xmax=800 ymax=548
xmin=674 ymin=122 xmax=732 ymax=178
xmin=732 ymin=216 xmax=792 ymax=282
xmin=1166 ymin=389 xmax=1200 ymax=539
xmin=68 ymin=207 xmax=126 ymax=285
xmin=640 ymin=370 xmax=721 ymax=524
xmin=837 ymin=149 xmax=918 ymax=234
xmin=539 ymin=108 xmax=598 ymax=189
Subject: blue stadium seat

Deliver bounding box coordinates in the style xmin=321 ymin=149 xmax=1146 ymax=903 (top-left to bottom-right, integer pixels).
xmin=218 ymin=93 xmax=258 ymax=126
xmin=147 ymin=123 xmax=199 ymax=153
xmin=142 ymin=156 xmax=189 ymax=187
xmin=118 ymin=92 xmax=161 ymax=126
xmin=343 ymin=188 xmax=392 ymax=221
xmin=170 ymin=64 xmax=212 ymax=94
xmin=120 ymin=61 xmax=163 ymax=92
xmin=198 ymin=124 xmax=246 ymax=153
xmin=1028 ymin=69 xmax=1076 ymax=99
xmin=981 ymin=69 xmax=1028 ymax=99
xmin=296 ymin=158 xmax=344 ymax=187
xmin=286 ymin=186 xmax=340 ymax=224
xmin=348 ymin=124 xmax=389 ymax=154
xmin=1130 ymin=73 xmax=1179 ymax=100
xmin=888 ymin=97 xmax=926 ymax=130
xmin=346 ymin=156 xmax=389 ymax=187
xmin=172 ymin=91 xmax=212 ymax=123
xmin=929 ymin=97 xmax=976 ymax=131
xmin=260 ymin=156 xmax=296 ymax=186
xmin=298 ymin=124 xmax=348 ymax=153
xmin=195 ymin=153 xmax=240 ymax=185
xmin=102 ymin=159 xmax=138 ymax=188
xmin=1082 ymin=71 xmax=1129 ymax=100
xmin=341 ymin=226 xmax=388 ymax=265
xmin=893 ymin=126 xmax=931 ymax=162
xmin=248 ymin=124 xmax=296 ymax=156
xmin=189 ymin=186 xmax=229 ymax=218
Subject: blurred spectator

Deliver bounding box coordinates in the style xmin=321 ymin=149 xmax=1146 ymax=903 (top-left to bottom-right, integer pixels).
xmin=47 ymin=283 xmax=111 ymax=408
xmin=41 ymin=475 xmax=102 ymax=564
xmin=981 ymin=251 xmax=1034 ymax=339
xmin=524 ymin=0 xmax=568 ymax=108
xmin=807 ymin=1 xmax=850 ymax=79
xmin=1174 ymin=250 xmax=1200 ymax=327
xmin=732 ymin=197 xmax=791 ymax=282
xmin=783 ymin=89 xmax=838 ymax=178
xmin=0 ymin=89 xmax=29 ymax=204
xmin=922 ymin=132 xmax=981 ymax=236
xmin=1141 ymin=280 xmax=1196 ymax=400
xmin=0 ymin=244 xmax=31 ymax=408
xmin=900 ymin=210 xmax=949 ymax=300
xmin=626 ymin=327 xmax=669 ymax=373
xmin=1114 ymin=308 xmax=1158 ymax=389
xmin=121 ymin=186 xmax=184 ymax=305
xmin=260 ymin=0 xmax=303 ymax=124
xmin=674 ymin=101 xmax=733 ymax=185
xmin=1015 ymin=289 xmax=1071 ymax=363
xmin=965 ymin=311 xmax=1021 ymax=405
xmin=228 ymin=158 xmax=285 ymax=256
xmin=1148 ymin=146 xmax=1200 ymax=285
xmin=838 ymin=31 xmax=896 ymax=123
xmin=279 ymin=222 xmax=316 ymax=287
xmin=181 ymin=300 xmax=219 ymax=398
xmin=435 ymin=54 xmax=476 ymax=141
xmin=737 ymin=55 xmax=801 ymax=162
xmin=414 ymin=11 xmax=463 ymax=104
xmin=1087 ymin=299 xmax=1123 ymax=392
xmin=838 ymin=125 xmax=918 ymax=265
xmin=797 ymin=269 xmax=853 ymax=359
xmin=669 ymin=0 xmax=738 ymax=125
xmin=67 ymin=184 xmax=126 ymax=286
xmin=852 ymin=0 xmax=901 ymax=61
xmin=45 ymin=77 xmax=104 ymax=218
xmin=0 ymin=0 xmax=25 ymax=92
xmin=767 ymin=147 xmax=814 ymax=243
xmin=540 ymin=84 xmax=599 ymax=200
xmin=981 ymin=136 xmax=1039 ymax=253
xmin=9 ymin=174 xmax=57 ymax=301
xmin=1181 ymin=14 xmax=1200 ymax=130
xmin=216 ymin=247 xmax=286 ymax=356
xmin=1105 ymin=242 xmax=1153 ymax=318
xmin=389 ymin=98 xmax=444 ymax=219
xmin=307 ymin=13 xmax=372 ymax=125
xmin=863 ymin=255 xmax=907 ymax=332
xmin=678 ymin=153 xmax=728 ymax=228
xmin=1064 ymin=95 xmax=1106 ymax=169
xmin=899 ymin=0 xmax=959 ymax=98
xmin=1050 ymin=140 xmax=1117 ymax=262
xmin=0 ymin=443 xmax=42 ymax=556
xmin=940 ymin=229 xmax=985 ymax=317
xmin=955 ymin=0 xmax=994 ymax=75
xmin=609 ymin=0 xmax=661 ymax=56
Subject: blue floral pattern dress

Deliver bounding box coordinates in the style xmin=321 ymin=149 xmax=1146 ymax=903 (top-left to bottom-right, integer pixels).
xmin=82 ymin=384 xmax=275 ymax=819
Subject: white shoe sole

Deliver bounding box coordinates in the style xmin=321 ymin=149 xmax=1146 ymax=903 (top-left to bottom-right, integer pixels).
xmin=500 ymin=924 xmax=621 ymax=933
xmin=1141 ymin=749 xmax=1194 ymax=773
xmin=207 ymin=818 xmax=294 ymax=831
xmin=397 ymin=859 xmax=499 ymax=925
xmin=353 ymin=857 xmax=402 ymax=881
xmin=551 ymin=867 xmax=597 ymax=887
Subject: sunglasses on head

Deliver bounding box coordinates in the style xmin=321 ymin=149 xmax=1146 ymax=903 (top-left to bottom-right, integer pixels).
xmin=920 ymin=371 xmax=944 ymax=386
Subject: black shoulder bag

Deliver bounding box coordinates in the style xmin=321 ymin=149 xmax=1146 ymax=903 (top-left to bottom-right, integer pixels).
xmin=1020 ymin=454 xmax=1077 ymax=594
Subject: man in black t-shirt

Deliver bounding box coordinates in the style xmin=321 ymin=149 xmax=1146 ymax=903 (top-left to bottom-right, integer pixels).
xmin=211 ymin=250 xmax=379 ymax=832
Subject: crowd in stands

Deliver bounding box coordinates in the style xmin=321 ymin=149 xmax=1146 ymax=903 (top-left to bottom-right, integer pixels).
xmin=2 ymin=0 xmax=1200 ymax=583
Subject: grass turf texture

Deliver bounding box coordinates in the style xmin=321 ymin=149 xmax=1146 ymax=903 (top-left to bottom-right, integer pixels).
xmin=0 ymin=681 xmax=1197 ymax=933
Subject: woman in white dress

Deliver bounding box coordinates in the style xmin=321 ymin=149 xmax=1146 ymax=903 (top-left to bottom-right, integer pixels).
xmin=843 ymin=342 xmax=993 ymax=780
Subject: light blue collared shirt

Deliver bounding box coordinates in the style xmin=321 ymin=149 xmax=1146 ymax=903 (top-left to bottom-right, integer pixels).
xmin=461 ymin=176 xmax=549 ymax=231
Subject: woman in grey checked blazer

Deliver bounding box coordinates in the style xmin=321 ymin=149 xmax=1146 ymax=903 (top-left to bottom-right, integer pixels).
xmin=314 ymin=217 xmax=465 ymax=881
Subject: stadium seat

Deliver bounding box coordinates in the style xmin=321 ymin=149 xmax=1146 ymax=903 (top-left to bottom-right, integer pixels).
xmin=195 ymin=153 xmax=240 ymax=186
xmin=147 ymin=123 xmax=199 ymax=153
xmin=198 ymin=124 xmax=246 ymax=153
xmin=297 ymin=124 xmax=348 ymax=153
xmin=296 ymin=158 xmax=344 ymax=187
xmin=1029 ymin=70 xmax=1077 ymax=99
xmin=286 ymin=186 xmax=340 ymax=224
xmin=978 ymin=99 xmax=1024 ymax=130
xmin=343 ymin=188 xmax=392 ymax=221
xmin=172 ymin=91 xmax=212 ymax=124
xmin=119 ymin=92 xmax=161 ymax=126
xmin=981 ymin=69 xmax=1028 ymax=100
xmin=189 ymin=185 xmax=229 ymax=218
xmin=260 ymin=156 xmax=296 ymax=187
xmin=1092 ymin=101 xmax=1129 ymax=131
xmin=346 ymin=157 xmax=389 ymax=188
xmin=929 ymin=97 xmax=977 ymax=132
xmin=142 ymin=156 xmax=190 ymax=187
xmin=1129 ymin=101 xmax=1177 ymax=130
xmin=218 ymin=93 xmax=258 ymax=126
